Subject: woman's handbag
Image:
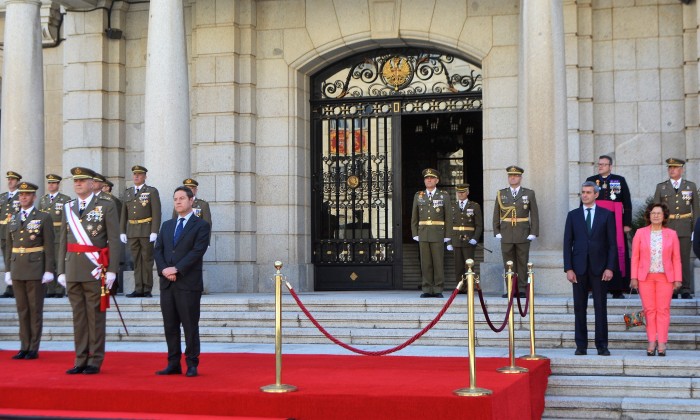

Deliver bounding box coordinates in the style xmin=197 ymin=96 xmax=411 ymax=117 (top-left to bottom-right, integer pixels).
xmin=623 ymin=289 xmax=645 ymax=330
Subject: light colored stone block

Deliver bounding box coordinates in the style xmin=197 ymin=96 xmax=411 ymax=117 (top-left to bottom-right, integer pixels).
xmin=483 ymin=46 xmax=518 ymax=78
xmin=256 ymin=146 xmax=291 ymax=176
xmin=635 ymin=37 xmax=659 ymax=69
xmin=430 ymin=0 xmax=467 ymax=42
xmin=195 ymin=84 xmax=236 ymax=114
xmin=195 ymin=26 xmax=237 ymax=55
xmin=592 ymin=8 xmax=612 ymax=41
xmin=486 ymin=76 xmax=517 ymax=108
xmin=467 ymin=0 xmax=519 ymax=17
xmin=593 ymin=71 xmax=614 ymax=103
xmin=578 ymin=37 xmax=593 ymax=68
xmin=612 ymin=6 xmax=658 ymax=39
xmin=616 ymin=133 xmax=660 ymax=166
xmin=256 ymin=59 xmax=289 ymax=89
xmin=661 ymin=131 xmax=686 ymax=159
xmin=257 ymin=29 xmax=284 ymax=59
xmin=197 ymin=143 xmax=236 ymax=173
xmin=457 ymin=16 xmax=492 ymax=59
xmin=637 ymin=101 xmax=661 ymax=133
xmin=257 ymin=117 xmax=291 ymax=147
xmin=659 ymin=36 xmax=683 ymax=69
xmin=282 ymin=28 xmax=314 ymax=65
xmin=256 ymin=0 xmax=305 ymax=30
xmin=593 ymin=103 xmax=615 ymax=134
xmin=636 ymin=69 xmax=660 ymax=102
xmin=612 ymin=39 xmax=635 ymax=70
xmin=614 ymin=102 xmax=637 ymax=133
xmin=659 ymin=4 xmax=682 ymax=37
xmin=256 ymin=88 xmax=289 ymax=118
xmin=660 ymin=100 xmax=684 ymax=133
xmin=593 ymin=40 xmax=613 ymax=71
xmin=215 ymin=55 xmax=236 ymax=84
xmin=194 ymin=55 xmax=216 ymax=85
xmin=660 ymin=68 xmax=683 ymax=101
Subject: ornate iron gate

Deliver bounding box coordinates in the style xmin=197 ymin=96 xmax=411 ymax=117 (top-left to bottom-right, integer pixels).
xmin=311 ymin=48 xmax=482 ymax=290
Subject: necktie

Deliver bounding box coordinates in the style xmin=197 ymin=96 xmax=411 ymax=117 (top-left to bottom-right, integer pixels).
xmin=21 ymin=210 xmax=27 ymax=222
xmin=586 ymin=208 xmax=592 ymax=234
xmin=174 ymin=218 xmax=185 ymax=245
xmin=427 ymin=192 xmax=432 ymax=201
xmin=460 ymin=201 xmax=465 ymax=211
xmin=512 ymin=189 xmax=517 ymax=198
xmin=50 ymin=195 xmax=55 ymax=203
xmin=79 ymin=201 xmax=86 ymax=216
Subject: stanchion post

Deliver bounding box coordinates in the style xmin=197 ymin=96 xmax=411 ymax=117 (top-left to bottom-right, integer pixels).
xmin=454 ymin=259 xmax=492 ymax=397
xmin=522 ymin=262 xmax=547 ymax=360
xmin=261 ymin=261 xmax=298 ymax=393
xmin=497 ymin=261 xmax=529 ymax=374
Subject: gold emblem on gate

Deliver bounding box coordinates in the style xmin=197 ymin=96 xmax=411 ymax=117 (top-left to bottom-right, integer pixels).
xmin=347 ymin=175 xmax=360 ymax=189
xmin=381 ymin=56 xmax=412 ymax=91
xmin=350 ymin=272 xmax=359 ymax=281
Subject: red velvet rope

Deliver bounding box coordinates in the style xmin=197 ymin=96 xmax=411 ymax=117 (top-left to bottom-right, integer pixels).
xmin=514 ymin=280 xmax=530 ymax=318
xmin=476 ymin=286 xmax=513 ymax=333
xmin=285 ymin=286 xmax=460 ymax=356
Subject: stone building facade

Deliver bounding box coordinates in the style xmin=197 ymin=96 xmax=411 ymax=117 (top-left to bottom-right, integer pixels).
xmin=0 ymin=0 xmax=697 ymax=295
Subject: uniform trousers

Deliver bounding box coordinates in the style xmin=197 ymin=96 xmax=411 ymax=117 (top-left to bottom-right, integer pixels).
xmin=67 ymin=281 xmax=106 ymax=368
xmin=500 ymin=241 xmax=530 ymax=292
xmin=160 ymin=286 xmax=202 ymax=368
xmin=638 ymin=273 xmax=674 ymax=344
xmin=45 ymin=240 xmax=65 ymax=296
xmin=419 ymin=241 xmax=445 ymax=294
xmin=129 ymin=237 xmax=154 ymax=293
xmin=453 ymin=244 xmax=476 ymax=284
xmin=13 ymin=279 xmax=45 ymax=351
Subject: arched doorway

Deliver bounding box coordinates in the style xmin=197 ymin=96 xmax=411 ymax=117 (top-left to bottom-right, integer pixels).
xmin=310 ymin=48 xmax=483 ymax=290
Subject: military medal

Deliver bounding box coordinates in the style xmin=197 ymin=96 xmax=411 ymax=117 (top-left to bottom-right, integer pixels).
xmin=602 ymin=182 xmax=607 ymax=189
xmin=87 ymin=224 xmax=94 ymax=231
xmin=522 ymin=195 xmax=529 ymax=210
xmin=29 ymin=234 xmax=36 ymax=240
xmin=682 ymin=190 xmax=693 ymax=205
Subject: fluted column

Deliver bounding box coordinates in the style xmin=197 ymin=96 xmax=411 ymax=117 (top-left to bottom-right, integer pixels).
xmin=517 ymin=0 xmax=569 ymax=294
xmin=144 ymin=0 xmax=191 ymax=214
xmin=0 ymin=0 xmax=44 ymax=185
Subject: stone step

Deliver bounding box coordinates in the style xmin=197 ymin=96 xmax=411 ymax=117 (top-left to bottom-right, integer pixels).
xmin=543 ymin=396 xmax=700 ymax=420
xmin=547 ymin=375 xmax=697 ymax=400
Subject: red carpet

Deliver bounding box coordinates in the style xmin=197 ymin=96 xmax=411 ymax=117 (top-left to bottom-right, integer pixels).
xmin=0 ymin=351 xmax=550 ymax=419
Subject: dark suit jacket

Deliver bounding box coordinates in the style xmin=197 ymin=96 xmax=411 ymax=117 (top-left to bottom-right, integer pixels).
xmin=563 ymin=206 xmax=617 ymax=276
xmin=154 ymin=213 xmax=210 ymax=291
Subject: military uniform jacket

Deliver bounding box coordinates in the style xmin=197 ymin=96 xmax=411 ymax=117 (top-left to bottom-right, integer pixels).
xmin=0 ymin=191 xmax=20 ymax=239
xmin=654 ymin=179 xmax=699 ymax=237
xmin=493 ymin=187 xmax=539 ymax=243
xmin=450 ymin=200 xmax=483 ymax=247
xmin=5 ymin=209 xmax=55 ymax=280
xmin=38 ymin=192 xmax=72 ymax=243
xmin=411 ymin=189 xmax=453 ymax=242
xmin=57 ymin=195 xmax=121 ymax=281
xmin=120 ymin=184 xmax=161 ymax=237
xmin=586 ymin=173 xmax=633 ymax=227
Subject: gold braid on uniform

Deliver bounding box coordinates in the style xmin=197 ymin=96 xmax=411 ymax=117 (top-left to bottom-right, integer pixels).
xmin=497 ymin=193 xmax=518 ymax=226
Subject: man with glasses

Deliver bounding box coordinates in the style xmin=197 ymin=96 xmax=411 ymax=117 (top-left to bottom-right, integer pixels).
xmin=586 ymin=155 xmax=632 ymax=299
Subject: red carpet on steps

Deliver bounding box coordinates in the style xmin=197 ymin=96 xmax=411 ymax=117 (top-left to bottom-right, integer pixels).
xmin=0 ymin=351 xmax=550 ymax=419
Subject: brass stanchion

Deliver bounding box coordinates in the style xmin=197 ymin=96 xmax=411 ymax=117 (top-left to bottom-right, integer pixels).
xmin=261 ymin=261 xmax=297 ymax=393
xmin=454 ymin=259 xmax=492 ymax=397
xmin=497 ymin=261 xmax=529 ymax=374
xmin=521 ymin=262 xmax=547 ymax=360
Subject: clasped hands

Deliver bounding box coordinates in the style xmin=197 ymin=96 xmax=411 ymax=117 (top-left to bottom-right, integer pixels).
xmin=162 ymin=267 xmax=178 ymax=281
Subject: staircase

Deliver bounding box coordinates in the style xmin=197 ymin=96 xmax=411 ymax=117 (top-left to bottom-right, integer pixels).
xmin=1 ymin=292 xmax=699 ymax=418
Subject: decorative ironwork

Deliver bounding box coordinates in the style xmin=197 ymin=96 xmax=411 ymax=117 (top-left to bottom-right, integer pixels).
xmin=315 ymin=49 xmax=482 ymax=100
xmin=312 ymin=95 xmax=482 ymax=119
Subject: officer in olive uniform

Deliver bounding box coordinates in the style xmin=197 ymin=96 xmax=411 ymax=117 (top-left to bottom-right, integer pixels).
xmin=0 ymin=171 xmax=22 ymax=298
xmin=120 ymin=165 xmax=161 ymax=297
xmin=586 ymin=155 xmax=633 ymax=299
xmin=653 ymin=158 xmax=699 ymax=299
xmin=37 ymin=174 xmax=72 ymax=298
xmin=493 ymin=165 xmax=539 ymax=296
xmin=448 ymin=183 xmax=483 ymax=287
xmin=411 ymin=168 xmax=453 ymax=298
xmin=5 ymin=182 xmax=55 ymax=360
xmin=57 ymin=167 xmax=120 ymax=374
xmin=173 ymin=178 xmax=212 ymax=244
xmin=101 ymin=179 xmax=122 ymax=219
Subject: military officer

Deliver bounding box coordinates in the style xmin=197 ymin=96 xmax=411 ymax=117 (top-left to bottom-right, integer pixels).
xmin=5 ymin=182 xmax=55 ymax=360
xmin=493 ymin=165 xmax=539 ymax=297
xmin=653 ymin=158 xmax=699 ymax=299
xmin=0 ymin=171 xmax=22 ymax=299
xmin=120 ymin=165 xmax=161 ymax=297
xmin=37 ymin=174 xmax=72 ymax=298
xmin=448 ymin=183 xmax=483 ymax=288
xmin=173 ymin=178 xmax=212 ymax=244
xmin=101 ymin=179 xmax=122 ymax=219
xmin=586 ymin=155 xmax=633 ymax=299
xmin=411 ymin=168 xmax=453 ymax=298
xmin=57 ymin=167 xmax=120 ymax=374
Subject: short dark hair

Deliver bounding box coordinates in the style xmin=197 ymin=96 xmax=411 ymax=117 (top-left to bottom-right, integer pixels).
xmin=599 ymin=155 xmax=613 ymax=165
xmin=174 ymin=185 xmax=194 ymax=199
xmin=644 ymin=202 xmax=669 ymax=226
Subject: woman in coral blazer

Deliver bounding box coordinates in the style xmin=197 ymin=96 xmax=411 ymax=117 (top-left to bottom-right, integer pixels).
xmin=630 ymin=203 xmax=682 ymax=356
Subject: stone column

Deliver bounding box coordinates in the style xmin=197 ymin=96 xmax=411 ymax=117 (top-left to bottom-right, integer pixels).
xmin=517 ymin=0 xmax=569 ymax=294
xmin=0 ymin=0 xmax=44 ymax=186
xmin=144 ymin=0 xmax=191 ymax=216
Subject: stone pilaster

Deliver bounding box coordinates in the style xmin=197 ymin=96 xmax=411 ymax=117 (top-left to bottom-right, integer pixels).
xmin=1 ymin=0 xmax=45 ymax=186
xmin=143 ymin=0 xmax=191 ymax=217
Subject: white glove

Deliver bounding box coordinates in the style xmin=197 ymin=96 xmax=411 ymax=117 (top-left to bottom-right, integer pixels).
xmin=413 ymin=236 xmax=419 ymax=242
xmin=58 ymin=274 xmax=66 ymax=287
xmin=495 ymin=234 xmax=502 ymax=239
xmin=149 ymin=233 xmax=158 ymax=242
xmin=42 ymin=272 xmax=54 ymax=284
xmin=4 ymin=272 xmax=11 ymax=286
xmin=120 ymin=234 xmax=127 ymax=244
xmin=443 ymin=238 xmax=450 ymax=243
xmin=105 ymin=272 xmax=116 ymax=289
xmin=692 ymin=232 xmax=694 ymax=242
xmin=446 ymin=244 xmax=454 ymax=251
xmin=469 ymin=239 xmax=477 ymax=246
xmin=527 ymin=234 xmax=536 ymax=241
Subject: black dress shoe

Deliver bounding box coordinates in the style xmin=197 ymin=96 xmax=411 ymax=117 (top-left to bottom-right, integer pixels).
xmin=420 ymin=293 xmax=431 ymax=298
xmin=66 ymin=366 xmax=86 ymax=374
xmin=46 ymin=293 xmax=56 ymax=298
xmin=630 ymin=289 xmax=639 ymax=295
xmin=434 ymin=293 xmax=444 ymax=298
xmin=501 ymin=293 xmax=509 ymax=298
xmin=681 ymin=292 xmax=693 ymax=299
xmin=611 ymin=292 xmax=625 ymax=299
xmin=83 ymin=365 xmax=100 ymax=374
xmin=156 ymin=366 xmax=182 ymax=375
xmin=597 ymin=347 xmax=611 ymax=356
xmin=574 ymin=348 xmax=587 ymax=356
xmin=54 ymin=293 xmax=64 ymax=298
xmin=11 ymin=350 xmax=28 ymax=360
xmin=126 ymin=291 xmax=144 ymax=298
xmin=0 ymin=292 xmax=13 ymax=298
xmin=24 ymin=351 xmax=38 ymax=360
xmin=186 ymin=366 xmax=198 ymax=377
xmin=144 ymin=292 xmax=153 ymax=298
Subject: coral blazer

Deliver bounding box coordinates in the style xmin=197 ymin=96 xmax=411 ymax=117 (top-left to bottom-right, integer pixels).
xmin=630 ymin=226 xmax=682 ymax=283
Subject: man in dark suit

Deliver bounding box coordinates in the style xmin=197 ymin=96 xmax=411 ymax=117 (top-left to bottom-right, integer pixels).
xmin=564 ymin=181 xmax=617 ymax=356
xmin=154 ymin=186 xmax=210 ymax=377
xmin=694 ymin=217 xmax=700 ymax=260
